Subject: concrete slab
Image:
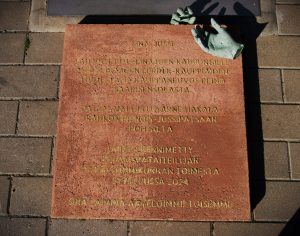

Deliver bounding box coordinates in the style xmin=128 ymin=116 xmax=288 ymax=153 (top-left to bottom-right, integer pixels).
xmin=29 ymin=0 xmax=277 ymax=35
xmin=29 ymin=0 xmax=83 ymax=32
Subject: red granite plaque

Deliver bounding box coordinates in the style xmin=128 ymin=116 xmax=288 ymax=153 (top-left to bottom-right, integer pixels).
xmin=51 ymin=25 xmax=251 ymax=221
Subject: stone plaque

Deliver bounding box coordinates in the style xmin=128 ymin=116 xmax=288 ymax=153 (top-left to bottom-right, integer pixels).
xmin=48 ymin=0 xmax=260 ymax=16
xmin=51 ymin=25 xmax=251 ymax=221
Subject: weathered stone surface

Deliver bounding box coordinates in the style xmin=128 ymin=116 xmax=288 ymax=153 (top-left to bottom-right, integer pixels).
xmin=0 ymin=217 xmax=47 ymax=236
xmin=0 ymin=2 xmax=30 ymax=31
xmin=261 ymin=105 xmax=300 ymax=139
xmin=277 ymin=5 xmax=300 ymax=35
xmin=264 ymin=142 xmax=289 ymax=179
xmin=29 ymin=0 xmax=82 ymax=33
xmin=0 ymin=137 xmax=52 ymax=174
xmin=130 ymin=221 xmax=210 ymax=236
xmin=0 ymin=101 xmax=18 ymax=134
xmin=254 ymin=181 xmax=300 ymax=221
xmin=25 ymin=33 xmax=64 ymax=64
xmin=0 ymin=33 xmax=26 ymax=64
xmin=257 ymin=0 xmax=278 ymax=35
xmin=258 ymin=69 xmax=282 ymax=102
xmin=257 ymin=36 xmax=300 ymax=68
xmin=283 ymin=70 xmax=300 ymax=102
xmin=48 ymin=219 xmax=127 ymax=236
xmin=290 ymin=143 xmax=300 ymax=179
xmin=52 ymin=25 xmax=250 ymax=221
xmin=0 ymin=176 xmax=10 ymax=215
xmin=10 ymin=177 xmax=52 ymax=215
xmin=214 ymin=222 xmax=285 ymax=236
xmin=18 ymin=101 xmax=58 ymax=135
xmin=0 ymin=66 xmax=59 ymax=98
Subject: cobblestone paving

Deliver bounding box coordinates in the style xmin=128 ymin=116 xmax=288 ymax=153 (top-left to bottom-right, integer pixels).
xmin=0 ymin=0 xmax=299 ymax=235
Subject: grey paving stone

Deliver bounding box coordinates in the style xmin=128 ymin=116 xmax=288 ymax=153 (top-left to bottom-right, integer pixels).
xmin=0 ymin=66 xmax=59 ymax=98
xmin=0 ymin=101 xmax=18 ymax=134
xmin=48 ymin=219 xmax=127 ymax=236
xmin=257 ymin=36 xmax=300 ymax=68
xmin=10 ymin=177 xmax=52 ymax=215
xmin=0 ymin=176 xmax=10 ymax=215
xmin=0 ymin=2 xmax=30 ymax=31
xmin=130 ymin=221 xmax=210 ymax=236
xmin=0 ymin=137 xmax=52 ymax=174
xmin=264 ymin=142 xmax=289 ymax=179
xmin=214 ymin=222 xmax=285 ymax=236
xmin=283 ymin=70 xmax=300 ymax=103
xmin=261 ymin=105 xmax=300 ymax=139
xmin=257 ymin=0 xmax=278 ymax=35
xmin=290 ymin=142 xmax=300 ymax=179
xmin=0 ymin=33 xmax=26 ymax=64
xmin=25 ymin=33 xmax=64 ymax=64
xmin=0 ymin=217 xmax=46 ymax=236
xmin=254 ymin=181 xmax=300 ymax=221
xmin=258 ymin=69 xmax=282 ymax=102
xmin=18 ymin=101 xmax=58 ymax=135
xmin=277 ymin=5 xmax=300 ymax=35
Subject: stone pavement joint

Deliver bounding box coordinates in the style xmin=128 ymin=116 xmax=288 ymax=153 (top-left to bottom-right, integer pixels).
xmin=9 ymin=177 xmax=52 ymax=216
xmin=263 ymin=141 xmax=290 ymax=179
xmin=0 ymin=101 xmax=18 ymax=134
xmin=18 ymin=101 xmax=58 ymax=135
xmin=277 ymin=5 xmax=300 ymax=35
xmin=261 ymin=104 xmax=300 ymax=139
xmin=254 ymin=181 xmax=300 ymax=221
xmin=258 ymin=69 xmax=283 ymax=102
xmin=0 ymin=2 xmax=30 ymax=32
xmin=282 ymin=70 xmax=300 ymax=102
xmin=0 ymin=66 xmax=59 ymax=98
xmin=48 ymin=219 xmax=128 ymax=236
xmin=289 ymin=143 xmax=300 ymax=179
xmin=25 ymin=33 xmax=64 ymax=64
xmin=0 ymin=33 xmax=26 ymax=64
xmin=0 ymin=137 xmax=52 ymax=174
xmin=0 ymin=176 xmax=10 ymax=215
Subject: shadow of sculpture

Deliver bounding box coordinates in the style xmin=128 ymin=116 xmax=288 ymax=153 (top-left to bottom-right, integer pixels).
xmin=79 ymin=0 xmax=267 ymax=212
xmin=80 ymin=15 xmax=170 ymax=24
xmin=208 ymin=2 xmax=267 ymax=211
xmin=279 ymin=208 xmax=300 ymax=236
xmin=233 ymin=2 xmax=266 ymax=211
xmin=190 ymin=0 xmax=220 ymax=16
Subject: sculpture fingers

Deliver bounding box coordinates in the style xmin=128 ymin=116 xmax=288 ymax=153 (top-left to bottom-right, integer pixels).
xmin=170 ymin=7 xmax=196 ymax=25
xmin=170 ymin=13 xmax=181 ymax=25
xmin=186 ymin=6 xmax=194 ymax=15
xmin=191 ymin=29 xmax=210 ymax=54
xmin=191 ymin=28 xmax=198 ymax=37
xmin=177 ymin=8 xmax=185 ymax=17
xmin=210 ymin=18 xmax=224 ymax=33
xmin=170 ymin=19 xmax=180 ymax=25
xmin=180 ymin=16 xmax=196 ymax=24
xmin=188 ymin=16 xmax=196 ymax=24
xmin=171 ymin=13 xmax=181 ymax=21
xmin=194 ymin=25 xmax=208 ymax=39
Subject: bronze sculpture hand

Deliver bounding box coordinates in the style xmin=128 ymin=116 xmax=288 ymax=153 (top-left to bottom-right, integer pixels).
xmin=170 ymin=7 xmax=196 ymax=25
xmin=191 ymin=18 xmax=244 ymax=59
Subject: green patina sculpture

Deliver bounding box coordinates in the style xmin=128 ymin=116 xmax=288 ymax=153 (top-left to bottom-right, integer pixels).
xmin=191 ymin=18 xmax=244 ymax=60
xmin=170 ymin=8 xmax=244 ymax=59
xmin=170 ymin=7 xmax=196 ymax=25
